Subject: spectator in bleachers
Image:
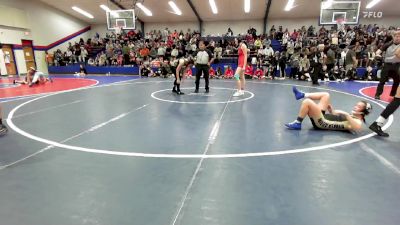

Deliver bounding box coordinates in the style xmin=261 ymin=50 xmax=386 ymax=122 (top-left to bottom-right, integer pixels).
xmin=50 ymin=22 xmax=398 ymax=86
xmin=227 ymin=27 xmax=233 ymax=36
xmin=264 ymin=45 xmax=274 ymax=57
xmin=254 ymin=37 xmax=262 ymax=49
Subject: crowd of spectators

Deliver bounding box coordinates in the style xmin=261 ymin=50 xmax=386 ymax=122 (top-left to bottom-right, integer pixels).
xmin=46 ymin=23 xmax=399 ymax=82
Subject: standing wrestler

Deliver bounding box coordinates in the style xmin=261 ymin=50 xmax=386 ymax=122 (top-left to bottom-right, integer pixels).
xmin=233 ymin=39 xmax=248 ymax=97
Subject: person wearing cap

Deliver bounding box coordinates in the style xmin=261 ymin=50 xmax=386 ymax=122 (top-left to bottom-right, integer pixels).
xmin=373 ymin=30 xmax=400 ymax=100
xmin=369 ymin=30 xmax=400 ymax=137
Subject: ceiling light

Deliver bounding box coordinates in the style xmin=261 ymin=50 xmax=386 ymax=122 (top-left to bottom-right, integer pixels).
xmin=72 ymin=6 xmax=94 ymax=19
xmin=168 ymin=1 xmax=182 ymax=15
xmin=136 ymin=2 xmax=153 ymax=16
xmin=366 ymin=0 xmax=381 ymax=8
xmin=209 ymin=0 xmax=218 ymax=14
xmin=100 ymin=4 xmax=118 ymax=17
xmin=244 ymin=0 xmax=250 ymax=13
xmin=284 ymin=0 xmax=295 ymax=11
xmin=100 ymin=4 xmax=110 ymax=11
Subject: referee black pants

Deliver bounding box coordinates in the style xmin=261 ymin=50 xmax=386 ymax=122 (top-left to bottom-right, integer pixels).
xmin=195 ymin=64 xmax=209 ymax=91
xmin=375 ymin=63 xmax=400 ymax=97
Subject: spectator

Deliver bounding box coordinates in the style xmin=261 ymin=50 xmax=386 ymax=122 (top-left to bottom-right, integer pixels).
xmin=227 ymin=27 xmax=233 ymax=36
xmin=75 ymin=64 xmax=87 ymax=77
xmin=224 ymin=66 xmax=234 ymax=79
xmin=88 ymin=58 xmax=95 ymax=66
xmin=216 ymin=66 xmax=223 ymax=79
xmin=45 ymin=51 xmax=54 ymax=66
xmin=264 ymin=45 xmax=274 ymax=57
xmin=254 ymin=66 xmax=264 ymax=79
xmin=0 ymin=103 xmax=8 ymax=135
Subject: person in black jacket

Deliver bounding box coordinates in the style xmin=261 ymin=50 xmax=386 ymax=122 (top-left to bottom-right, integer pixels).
xmin=309 ymin=46 xmax=323 ymax=85
xmin=0 ymin=104 xmax=7 ymax=136
xmin=75 ymin=64 xmax=87 ymax=77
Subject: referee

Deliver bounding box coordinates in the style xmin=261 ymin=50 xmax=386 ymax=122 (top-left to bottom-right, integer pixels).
xmin=374 ymin=31 xmax=400 ymax=100
xmin=194 ymin=41 xmax=214 ymax=93
xmin=370 ymin=30 xmax=400 ymax=137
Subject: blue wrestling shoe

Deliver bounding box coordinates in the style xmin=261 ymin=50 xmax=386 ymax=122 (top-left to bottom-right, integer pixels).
xmin=292 ymin=86 xmax=305 ymax=100
xmin=285 ymin=121 xmax=302 ymax=130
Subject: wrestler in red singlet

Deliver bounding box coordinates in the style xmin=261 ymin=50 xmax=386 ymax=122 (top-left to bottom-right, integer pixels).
xmin=238 ymin=44 xmax=245 ymax=68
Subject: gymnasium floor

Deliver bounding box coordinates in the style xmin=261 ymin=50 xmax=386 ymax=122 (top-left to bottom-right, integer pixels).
xmin=0 ymin=76 xmax=399 ymax=225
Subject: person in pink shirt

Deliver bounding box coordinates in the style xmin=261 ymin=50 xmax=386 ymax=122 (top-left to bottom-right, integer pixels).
xmin=209 ymin=67 xmax=216 ymax=79
xmin=244 ymin=64 xmax=254 ymax=79
xmin=254 ymin=67 xmax=264 ymax=79
xmin=224 ymin=66 xmax=234 ymax=79
xmin=117 ymin=54 xmax=123 ymax=66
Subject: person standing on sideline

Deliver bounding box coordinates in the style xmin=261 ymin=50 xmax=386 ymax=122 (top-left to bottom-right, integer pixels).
xmin=374 ymin=30 xmax=400 ymax=100
xmin=369 ymin=30 xmax=400 ymax=137
xmin=233 ymin=40 xmax=248 ymax=97
xmin=194 ymin=41 xmax=214 ymax=93
xmin=0 ymin=103 xmax=8 ymax=135
xmin=309 ymin=46 xmax=323 ymax=85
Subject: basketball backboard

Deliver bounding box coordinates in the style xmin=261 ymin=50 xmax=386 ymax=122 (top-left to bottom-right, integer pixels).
xmin=320 ymin=0 xmax=361 ymax=25
xmin=106 ymin=9 xmax=135 ymax=30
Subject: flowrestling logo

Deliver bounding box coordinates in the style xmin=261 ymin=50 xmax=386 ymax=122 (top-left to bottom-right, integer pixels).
xmin=363 ymin=11 xmax=383 ymax=18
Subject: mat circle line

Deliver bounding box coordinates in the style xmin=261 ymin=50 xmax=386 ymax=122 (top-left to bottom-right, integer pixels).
xmin=151 ymin=87 xmax=255 ymax=104
xmin=6 ymin=80 xmax=393 ymax=159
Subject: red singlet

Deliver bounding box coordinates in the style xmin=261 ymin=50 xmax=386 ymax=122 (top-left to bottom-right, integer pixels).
xmin=238 ymin=44 xmax=245 ymax=68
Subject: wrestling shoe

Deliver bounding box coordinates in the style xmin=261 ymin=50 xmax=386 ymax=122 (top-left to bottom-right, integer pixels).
xmin=292 ymin=86 xmax=305 ymax=100
xmin=0 ymin=124 xmax=8 ymax=136
xmin=285 ymin=121 xmax=302 ymax=130
xmin=369 ymin=122 xmax=389 ymax=137
xmin=233 ymin=90 xmax=244 ymax=97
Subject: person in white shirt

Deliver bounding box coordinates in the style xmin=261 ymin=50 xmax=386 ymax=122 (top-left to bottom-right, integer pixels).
xmin=157 ymin=44 xmax=166 ymax=58
xmin=171 ymin=45 xmax=179 ymax=58
xmin=79 ymin=46 xmax=88 ymax=63
xmin=264 ymin=45 xmax=274 ymax=57
xmin=30 ymin=69 xmax=53 ymax=87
